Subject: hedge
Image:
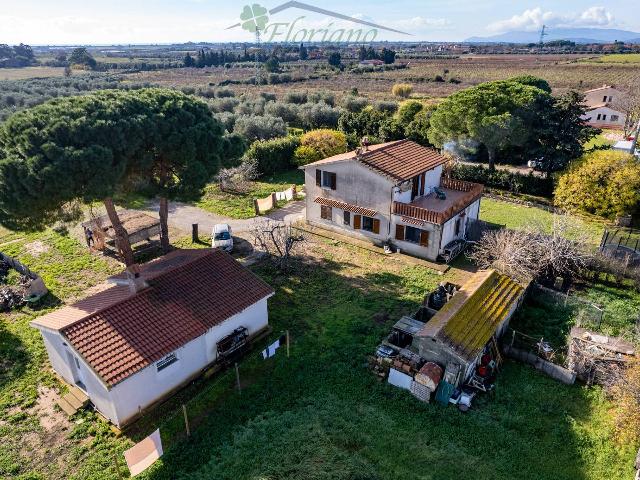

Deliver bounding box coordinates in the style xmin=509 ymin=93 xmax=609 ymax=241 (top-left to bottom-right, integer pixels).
xmin=244 ymin=136 xmax=301 ymax=176
xmin=450 ymin=163 xmax=555 ymax=198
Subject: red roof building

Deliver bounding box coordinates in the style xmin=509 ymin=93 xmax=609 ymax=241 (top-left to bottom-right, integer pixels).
xmin=31 ymin=249 xmax=274 ymax=426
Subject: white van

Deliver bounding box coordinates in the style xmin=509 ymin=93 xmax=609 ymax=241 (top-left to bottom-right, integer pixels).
xmin=212 ymin=224 xmax=233 ymax=252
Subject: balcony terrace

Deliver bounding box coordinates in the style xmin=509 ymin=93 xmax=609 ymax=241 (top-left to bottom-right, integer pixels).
xmin=393 ymin=178 xmax=483 ymax=225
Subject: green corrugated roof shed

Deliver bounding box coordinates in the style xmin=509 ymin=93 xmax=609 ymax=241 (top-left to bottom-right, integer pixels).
xmin=417 ymin=270 xmax=525 ymax=362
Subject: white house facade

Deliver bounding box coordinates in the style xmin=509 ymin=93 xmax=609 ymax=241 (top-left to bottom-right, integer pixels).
xmin=582 ymin=85 xmax=627 ymax=129
xmin=31 ymin=249 xmax=274 ymax=427
xmin=301 ymin=140 xmax=483 ymax=262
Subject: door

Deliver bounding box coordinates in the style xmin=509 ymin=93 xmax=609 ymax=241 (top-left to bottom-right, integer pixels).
xmin=66 ymin=351 xmax=87 ymax=391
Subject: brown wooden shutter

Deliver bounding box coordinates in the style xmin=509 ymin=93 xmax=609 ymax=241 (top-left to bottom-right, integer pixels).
xmin=372 ymin=219 xmax=380 ymax=234
xmin=330 ymin=172 xmax=337 ymax=190
xmin=419 ymin=173 xmax=426 ymax=196
xmin=395 ymin=224 xmax=405 ymax=241
xmin=354 ymin=215 xmax=361 ymax=230
xmin=411 ymin=176 xmax=419 ymax=200
xmin=419 ymin=230 xmax=429 ymax=247
xmin=316 ymin=169 xmax=321 ymax=186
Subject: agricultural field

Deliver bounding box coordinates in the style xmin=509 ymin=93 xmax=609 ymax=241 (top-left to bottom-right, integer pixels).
xmin=123 ymin=54 xmax=640 ymax=100
xmin=581 ymin=53 xmax=640 ymax=64
xmin=0 ymin=66 xmax=70 ymax=80
xmin=1 ymin=210 xmax=637 ymax=479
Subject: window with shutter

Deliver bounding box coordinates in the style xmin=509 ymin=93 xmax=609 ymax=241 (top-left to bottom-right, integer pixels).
xmin=419 ymin=230 xmax=429 ymax=247
xmin=316 ymin=169 xmax=321 ymax=186
xmin=395 ymin=225 xmax=405 ymax=241
xmin=343 ymin=210 xmax=351 ymax=226
xmin=372 ymin=219 xmax=380 ymax=234
xmin=419 ymin=173 xmax=426 ymax=196
xmin=320 ymin=205 xmax=332 ymax=220
xmin=330 ymin=172 xmax=337 ymax=190
xmin=353 ymin=215 xmax=361 ymax=229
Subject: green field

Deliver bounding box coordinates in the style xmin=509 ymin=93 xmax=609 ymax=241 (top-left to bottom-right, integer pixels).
xmin=196 ymin=169 xmax=304 ymax=219
xmin=480 ymin=197 xmax=606 ymax=246
xmin=587 ymin=53 xmax=640 ymax=64
xmin=1 ymin=221 xmax=636 ymax=479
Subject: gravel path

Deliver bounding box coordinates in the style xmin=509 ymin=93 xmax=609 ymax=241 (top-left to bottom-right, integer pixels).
xmin=142 ymin=199 xmax=306 ymax=235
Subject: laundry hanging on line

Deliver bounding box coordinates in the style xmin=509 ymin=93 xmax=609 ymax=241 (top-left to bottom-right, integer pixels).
xmin=261 ymin=335 xmax=288 ymax=360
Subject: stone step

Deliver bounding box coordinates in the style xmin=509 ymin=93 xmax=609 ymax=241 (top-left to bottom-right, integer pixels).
xmin=57 ymin=397 xmax=77 ymax=417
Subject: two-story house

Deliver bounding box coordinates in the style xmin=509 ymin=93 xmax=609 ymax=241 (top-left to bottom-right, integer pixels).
xmin=301 ymin=139 xmax=483 ymax=262
xmin=581 ymin=85 xmax=626 ymax=129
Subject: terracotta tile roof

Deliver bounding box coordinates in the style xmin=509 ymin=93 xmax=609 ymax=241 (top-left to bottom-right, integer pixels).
xmin=30 ymin=249 xmax=213 ymax=331
xmin=37 ymin=250 xmax=274 ymax=387
xmin=417 ymin=270 xmax=525 ymax=362
xmin=302 ymin=140 xmax=449 ymax=181
xmin=314 ymin=197 xmax=377 ymax=217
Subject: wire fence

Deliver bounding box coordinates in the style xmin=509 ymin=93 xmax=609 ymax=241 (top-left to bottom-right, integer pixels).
xmin=534 ymin=284 xmax=607 ymax=332
xmin=600 ymin=227 xmax=640 ymax=266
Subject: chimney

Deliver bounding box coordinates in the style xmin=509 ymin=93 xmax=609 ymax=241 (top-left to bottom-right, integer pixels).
xmin=125 ymin=264 xmax=148 ymax=294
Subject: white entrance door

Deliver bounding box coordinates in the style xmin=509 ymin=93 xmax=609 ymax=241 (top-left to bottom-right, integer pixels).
xmin=66 ymin=351 xmax=87 ymax=391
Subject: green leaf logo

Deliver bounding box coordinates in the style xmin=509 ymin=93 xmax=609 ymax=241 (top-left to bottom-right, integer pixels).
xmin=240 ymin=4 xmax=269 ymax=33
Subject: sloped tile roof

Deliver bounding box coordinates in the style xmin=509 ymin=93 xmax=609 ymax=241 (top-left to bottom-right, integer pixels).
xmin=417 ymin=270 xmax=525 ymax=362
xmin=314 ymin=197 xmax=377 ymax=217
xmin=303 ymin=140 xmax=449 ymax=181
xmin=47 ymin=250 xmax=273 ymax=387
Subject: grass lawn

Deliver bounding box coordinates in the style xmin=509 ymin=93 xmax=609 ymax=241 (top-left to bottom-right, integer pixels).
xmin=1 ymin=225 xmax=636 ymax=479
xmin=480 ymin=197 xmax=606 ymax=246
xmin=196 ymin=169 xmax=304 ymax=219
xmin=584 ymin=132 xmax=617 ymax=150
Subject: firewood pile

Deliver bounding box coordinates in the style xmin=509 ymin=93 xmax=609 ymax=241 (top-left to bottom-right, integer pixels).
xmin=0 ymin=260 xmax=31 ymax=312
xmin=566 ymin=327 xmax=635 ymax=388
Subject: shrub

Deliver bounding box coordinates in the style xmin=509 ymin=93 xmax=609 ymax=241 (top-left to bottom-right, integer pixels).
xmin=264 ymin=101 xmax=300 ymax=124
xmin=555 ymin=150 xmax=640 ymax=219
xmin=293 ymin=145 xmax=323 ymax=166
xmin=397 ymin=100 xmax=423 ymax=125
xmin=214 ymin=111 xmax=238 ymax=132
xmin=451 ymin=163 xmax=555 ymax=197
xmin=233 ymin=114 xmax=288 ymax=142
xmin=216 ymin=88 xmax=236 ymax=98
xmin=298 ymin=103 xmax=341 ymax=130
xmin=373 ymin=101 xmax=398 ymax=114
xmin=391 ymin=83 xmax=413 ymax=98
xmin=244 ymin=136 xmax=300 ymax=175
xmin=341 ymin=96 xmax=369 ymax=113
xmin=259 ymin=92 xmax=277 ymax=102
xmin=293 ymin=129 xmax=347 ymax=166
xmin=236 ymin=99 xmax=266 ymax=115
xmin=208 ymin=97 xmax=239 ymax=113
xmin=308 ymin=90 xmax=335 ymax=107
xmin=284 ymin=91 xmax=308 ymax=104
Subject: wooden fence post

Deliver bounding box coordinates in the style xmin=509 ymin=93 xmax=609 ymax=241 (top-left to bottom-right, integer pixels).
xmin=253 ymin=199 xmax=260 ymax=216
xmin=286 ymin=330 xmax=290 ymax=357
xmin=182 ymin=404 xmax=190 ymax=437
xmin=192 ymin=224 xmax=199 ymax=243
xmin=235 ymin=362 xmax=241 ymax=394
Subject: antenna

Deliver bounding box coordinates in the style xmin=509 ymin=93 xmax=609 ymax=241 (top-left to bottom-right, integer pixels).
xmin=539 ymin=24 xmax=548 ymax=48
xmin=254 ymin=27 xmax=262 ymax=86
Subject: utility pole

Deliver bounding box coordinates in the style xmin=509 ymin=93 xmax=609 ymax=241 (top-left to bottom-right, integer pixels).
xmin=254 ymin=27 xmax=262 ymax=86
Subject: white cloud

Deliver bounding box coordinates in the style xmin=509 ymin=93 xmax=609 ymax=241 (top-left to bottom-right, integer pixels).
xmin=488 ymin=6 xmax=615 ymax=33
xmin=392 ymin=17 xmax=452 ymax=30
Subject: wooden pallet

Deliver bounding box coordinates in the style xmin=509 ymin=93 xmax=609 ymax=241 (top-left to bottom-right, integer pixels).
xmin=57 ymin=385 xmax=90 ymax=417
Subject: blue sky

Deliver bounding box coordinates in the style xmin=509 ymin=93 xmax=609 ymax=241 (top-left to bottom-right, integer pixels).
xmin=1 ymin=1 xmax=638 ymax=45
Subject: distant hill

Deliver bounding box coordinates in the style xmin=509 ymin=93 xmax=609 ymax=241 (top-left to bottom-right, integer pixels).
xmin=466 ymin=28 xmax=640 ymax=44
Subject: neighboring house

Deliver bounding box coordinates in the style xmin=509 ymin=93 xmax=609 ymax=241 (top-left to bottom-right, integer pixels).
xmin=582 ymin=85 xmax=627 ymax=129
xmin=412 ymin=269 xmax=526 ymax=388
xmin=31 ymin=249 xmax=274 ymax=427
xmin=612 ymin=140 xmax=640 ymax=157
xmin=300 ymin=139 xmax=483 ymax=261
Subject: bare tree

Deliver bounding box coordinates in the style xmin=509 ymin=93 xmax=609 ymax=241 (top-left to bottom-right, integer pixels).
xmin=613 ymin=80 xmax=640 ymax=137
xmin=468 ymin=215 xmax=591 ymax=283
xmin=216 ymin=160 xmax=259 ymax=193
xmin=250 ymin=220 xmax=305 ymax=270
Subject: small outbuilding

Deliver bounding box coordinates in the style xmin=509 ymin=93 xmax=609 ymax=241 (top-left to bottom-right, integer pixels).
xmin=31 ymin=249 xmax=274 ymax=427
xmin=412 ymin=269 xmax=526 ymax=387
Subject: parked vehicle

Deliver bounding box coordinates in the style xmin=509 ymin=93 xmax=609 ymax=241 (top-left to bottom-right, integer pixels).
xmin=438 ymin=239 xmax=466 ymax=264
xmin=212 ymin=224 xmax=233 ymax=252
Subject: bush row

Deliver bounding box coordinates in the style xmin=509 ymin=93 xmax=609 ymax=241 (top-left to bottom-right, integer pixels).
xmin=450 ymin=163 xmax=555 ymax=198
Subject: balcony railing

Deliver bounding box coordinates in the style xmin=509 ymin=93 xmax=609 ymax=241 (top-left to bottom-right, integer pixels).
xmin=393 ymin=178 xmax=484 ymax=225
